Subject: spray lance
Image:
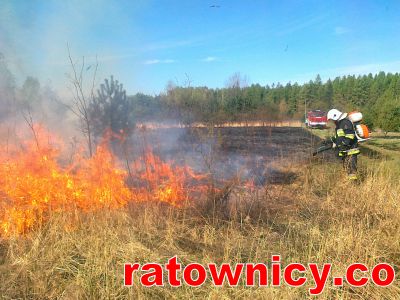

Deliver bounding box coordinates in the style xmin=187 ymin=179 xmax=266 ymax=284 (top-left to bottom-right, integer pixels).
xmin=312 ymin=138 xmax=335 ymax=156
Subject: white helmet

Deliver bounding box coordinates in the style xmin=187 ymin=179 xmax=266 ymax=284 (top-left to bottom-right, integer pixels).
xmin=327 ymin=109 xmax=347 ymax=121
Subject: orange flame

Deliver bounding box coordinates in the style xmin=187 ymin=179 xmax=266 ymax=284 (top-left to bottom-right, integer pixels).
xmin=130 ymin=148 xmax=208 ymax=206
xmin=0 ymin=125 xmax=205 ymax=236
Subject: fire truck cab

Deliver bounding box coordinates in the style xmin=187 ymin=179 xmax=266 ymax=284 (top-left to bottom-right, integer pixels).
xmin=306 ymin=110 xmax=327 ymax=128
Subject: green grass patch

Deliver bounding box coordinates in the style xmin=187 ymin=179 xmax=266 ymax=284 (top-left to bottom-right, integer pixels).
xmin=307 ymin=127 xmax=400 ymax=175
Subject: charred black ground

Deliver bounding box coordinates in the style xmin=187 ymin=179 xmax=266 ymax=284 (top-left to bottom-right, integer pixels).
xmin=129 ymin=126 xmax=324 ymax=186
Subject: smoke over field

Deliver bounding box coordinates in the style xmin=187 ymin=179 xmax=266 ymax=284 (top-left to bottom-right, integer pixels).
xmin=0 ymin=119 xmax=316 ymax=236
xmin=132 ymin=126 xmax=312 ymax=184
xmin=1 ymin=1 xmax=400 ymax=298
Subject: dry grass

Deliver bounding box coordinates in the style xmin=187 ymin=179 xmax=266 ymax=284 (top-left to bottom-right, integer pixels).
xmin=1 ymin=158 xmax=399 ymax=299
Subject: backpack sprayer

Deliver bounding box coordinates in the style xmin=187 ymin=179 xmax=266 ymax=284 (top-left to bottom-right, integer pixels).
xmin=312 ymin=111 xmax=370 ymax=156
xmin=348 ymin=111 xmax=370 ymax=142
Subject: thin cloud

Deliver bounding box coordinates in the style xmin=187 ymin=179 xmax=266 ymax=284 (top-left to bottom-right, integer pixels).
xmin=276 ymin=14 xmax=326 ymax=36
xmin=144 ymin=59 xmax=160 ymax=65
xmin=142 ymin=39 xmax=198 ymax=51
xmin=202 ymin=56 xmax=217 ymax=62
xmin=290 ymin=60 xmax=400 ymax=84
xmin=137 ymin=31 xmax=229 ymax=53
xmin=334 ymin=26 xmax=350 ymax=35
xmin=331 ymin=60 xmax=400 ymax=75
xmin=143 ymin=59 xmax=175 ymax=65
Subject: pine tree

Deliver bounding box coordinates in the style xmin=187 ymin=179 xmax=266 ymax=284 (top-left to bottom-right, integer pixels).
xmin=89 ymin=76 xmax=134 ymax=138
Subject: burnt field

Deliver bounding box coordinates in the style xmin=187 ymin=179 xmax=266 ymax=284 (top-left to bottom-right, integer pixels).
xmin=131 ymin=126 xmax=321 ymax=186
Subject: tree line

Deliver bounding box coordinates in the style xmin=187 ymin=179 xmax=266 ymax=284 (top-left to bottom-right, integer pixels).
xmin=1 ymin=50 xmax=400 ymax=138
xmin=130 ymin=72 xmax=400 ymax=132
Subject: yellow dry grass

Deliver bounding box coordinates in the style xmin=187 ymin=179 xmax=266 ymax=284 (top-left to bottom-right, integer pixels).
xmin=0 ymin=156 xmax=399 ymax=299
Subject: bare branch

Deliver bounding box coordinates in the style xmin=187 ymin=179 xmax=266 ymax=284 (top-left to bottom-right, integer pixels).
xmin=62 ymin=45 xmax=96 ymax=157
xmin=21 ymin=108 xmax=40 ymax=151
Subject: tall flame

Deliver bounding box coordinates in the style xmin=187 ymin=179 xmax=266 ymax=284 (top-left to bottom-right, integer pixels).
xmin=0 ymin=125 xmax=204 ymax=236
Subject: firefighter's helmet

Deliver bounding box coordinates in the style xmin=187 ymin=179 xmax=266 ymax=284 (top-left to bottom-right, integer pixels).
xmin=327 ymin=109 xmax=347 ymax=121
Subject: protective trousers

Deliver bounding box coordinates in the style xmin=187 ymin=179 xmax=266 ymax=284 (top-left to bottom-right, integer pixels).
xmin=343 ymin=154 xmax=358 ymax=180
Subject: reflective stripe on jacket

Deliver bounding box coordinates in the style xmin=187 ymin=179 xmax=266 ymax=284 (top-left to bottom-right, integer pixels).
xmin=339 ymin=148 xmax=360 ymax=156
xmin=332 ymin=118 xmax=359 ymax=156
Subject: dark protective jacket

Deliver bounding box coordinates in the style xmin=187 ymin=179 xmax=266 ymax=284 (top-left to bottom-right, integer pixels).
xmin=332 ymin=118 xmax=360 ymax=156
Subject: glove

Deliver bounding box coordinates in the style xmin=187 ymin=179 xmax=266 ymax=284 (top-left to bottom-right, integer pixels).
xmin=332 ymin=142 xmax=336 ymax=149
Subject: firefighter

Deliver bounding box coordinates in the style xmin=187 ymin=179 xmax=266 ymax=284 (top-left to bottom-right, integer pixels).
xmin=326 ymin=109 xmax=360 ymax=180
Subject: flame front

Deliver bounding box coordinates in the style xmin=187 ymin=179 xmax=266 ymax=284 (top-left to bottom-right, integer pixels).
xmin=130 ymin=149 xmax=207 ymax=206
xmin=0 ymin=125 xmax=204 ymax=236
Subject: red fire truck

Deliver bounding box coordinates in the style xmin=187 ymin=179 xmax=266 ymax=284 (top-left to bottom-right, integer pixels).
xmin=305 ymin=110 xmax=327 ymax=128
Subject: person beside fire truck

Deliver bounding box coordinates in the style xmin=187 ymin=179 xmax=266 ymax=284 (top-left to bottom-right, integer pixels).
xmin=326 ymin=109 xmax=360 ymax=180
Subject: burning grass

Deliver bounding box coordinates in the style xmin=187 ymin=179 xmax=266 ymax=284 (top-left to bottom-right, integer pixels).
xmin=1 ymin=159 xmax=399 ymax=299
xmin=0 ymin=125 xmax=399 ymax=299
xmin=0 ymin=125 xmax=206 ymax=236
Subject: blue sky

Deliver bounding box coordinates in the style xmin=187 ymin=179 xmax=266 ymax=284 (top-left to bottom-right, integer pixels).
xmin=1 ymin=0 xmax=400 ymax=95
